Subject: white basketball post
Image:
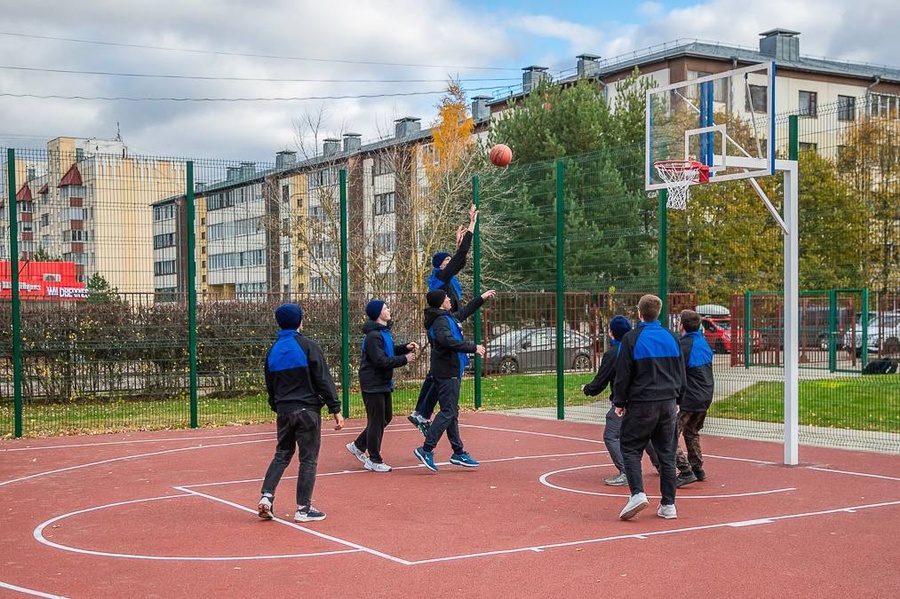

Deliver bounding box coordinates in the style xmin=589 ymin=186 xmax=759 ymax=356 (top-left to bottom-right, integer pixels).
xmin=779 ymin=159 xmax=800 ymax=465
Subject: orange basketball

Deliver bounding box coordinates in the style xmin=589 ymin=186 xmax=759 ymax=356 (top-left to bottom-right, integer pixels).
xmin=489 ymin=144 xmax=513 ymax=167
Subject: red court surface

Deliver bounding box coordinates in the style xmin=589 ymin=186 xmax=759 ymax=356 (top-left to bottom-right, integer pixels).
xmin=1 ymin=413 xmax=898 ymax=598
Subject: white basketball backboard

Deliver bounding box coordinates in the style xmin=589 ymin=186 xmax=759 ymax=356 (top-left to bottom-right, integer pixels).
xmin=645 ymin=61 xmax=776 ymax=191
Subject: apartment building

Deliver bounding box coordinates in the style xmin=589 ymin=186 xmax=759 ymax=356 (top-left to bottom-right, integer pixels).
xmin=3 ymin=137 xmax=185 ymax=295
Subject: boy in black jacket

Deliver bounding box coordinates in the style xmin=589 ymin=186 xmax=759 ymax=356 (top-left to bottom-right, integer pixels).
xmin=674 ymin=309 xmax=714 ymax=487
xmin=257 ymin=303 xmax=344 ymax=523
xmin=345 ymin=300 xmax=418 ymax=472
xmin=409 ymin=204 xmax=480 ymax=432
xmin=413 ymin=288 xmax=494 ymax=472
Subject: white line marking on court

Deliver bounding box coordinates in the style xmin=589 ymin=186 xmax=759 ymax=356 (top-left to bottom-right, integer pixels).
xmin=0 ymin=430 xmax=272 ymax=452
xmin=403 ymin=500 xmax=900 ymax=565
xmin=176 ymin=487 xmax=411 ymax=565
xmin=805 ymin=466 xmax=900 ymax=482
xmin=32 ymin=494 xmax=363 ymax=562
xmin=537 ymin=464 xmax=797 ymax=499
xmin=462 ymin=423 xmax=603 ymax=444
xmin=728 ymin=519 xmax=776 ymax=527
xmin=0 ymin=581 xmax=69 ymax=598
xmin=0 ymin=438 xmax=270 ymax=488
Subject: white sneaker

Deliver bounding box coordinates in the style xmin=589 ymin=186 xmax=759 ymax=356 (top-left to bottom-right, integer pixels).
xmin=364 ymin=459 xmax=392 ymax=472
xmin=346 ymin=441 xmax=367 ymax=464
xmin=619 ymin=492 xmax=649 ymax=520
xmin=657 ymin=503 xmax=677 ymax=519
xmin=257 ymin=495 xmax=273 ymax=520
xmin=603 ymin=472 xmax=628 ymax=486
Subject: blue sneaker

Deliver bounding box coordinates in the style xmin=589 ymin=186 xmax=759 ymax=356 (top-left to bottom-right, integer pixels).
xmin=413 ymin=447 xmax=438 ymax=472
xmin=449 ymin=452 xmax=479 ymax=467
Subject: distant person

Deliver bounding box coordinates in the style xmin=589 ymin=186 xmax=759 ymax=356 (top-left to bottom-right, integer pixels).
xmin=409 ymin=204 xmax=480 ymax=433
xmin=257 ymin=303 xmax=344 ymax=523
xmin=345 ymin=300 xmax=418 ymax=472
xmin=413 ymin=288 xmax=493 ymax=472
xmin=613 ymin=294 xmax=685 ymax=520
xmin=674 ymin=309 xmax=714 ymax=487
xmin=582 ymin=315 xmax=660 ymax=485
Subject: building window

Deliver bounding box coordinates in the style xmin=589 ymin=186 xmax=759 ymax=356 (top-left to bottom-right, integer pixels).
xmin=375 ymin=232 xmax=396 ymax=252
xmin=686 ymin=70 xmax=727 ymax=103
xmin=374 ymin=192 xmax=395 ymax=216
xmin=746 ymin=85 xmax=768 ymax=113
xmin=799 ymin=142 xmax=818 ymax=153
xmin=153 ymin=204 xmax=176 ymax=221
xmin=153 ymin=232 xmax=176 ymax=249
xmin=154 ymin=260 xmax=176 ymax=276
xmin=871 ymin=93 xmax=899 ymax=119
xmin=838 ymin=95 xmax=856 ymax=121
xmin=282 ymin=184 xmax=290 ymax=203
xmin=799 ymin=91 xmax=817 ymax=117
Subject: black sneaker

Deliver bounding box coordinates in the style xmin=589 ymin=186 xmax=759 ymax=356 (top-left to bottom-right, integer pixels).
xmin=693 ymin=467 xmax=706 ymax=481
xmin=676 ymin=471 xmax=698 ymax=488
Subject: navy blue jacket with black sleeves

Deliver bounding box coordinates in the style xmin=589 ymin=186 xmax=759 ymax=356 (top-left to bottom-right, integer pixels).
xmin=358 ymin=320 xmax=413 ymax=393
xmin=427 ymin=230 xmax=472 ymax=312
xmin=582 ymin=340 xmax=622 ymax=401
xmin=264 ymin=329 xmax=340 ymax=416
xmin=679 ymin=330 xmax=714 ymax=412
xmin=613 ymin=320 xmax=685 ymax=407
xmin=423 ymin=294 xmax=483 ymax=379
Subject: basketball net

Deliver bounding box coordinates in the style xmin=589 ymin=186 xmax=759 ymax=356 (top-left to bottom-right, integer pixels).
xmin=653 ymin=160 xmax=707 ymax=210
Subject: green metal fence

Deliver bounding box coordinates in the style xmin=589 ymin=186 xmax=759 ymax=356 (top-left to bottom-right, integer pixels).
xmin=1 ymin=95 xmax=897 ymax=452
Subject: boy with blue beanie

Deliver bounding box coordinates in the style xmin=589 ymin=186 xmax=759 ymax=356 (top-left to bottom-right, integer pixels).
xmin=674 ymin=309 xmax=714 ymax=487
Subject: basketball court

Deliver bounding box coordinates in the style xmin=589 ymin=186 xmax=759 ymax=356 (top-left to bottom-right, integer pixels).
xmin=1 ymin=412 xmax=898 ymax=598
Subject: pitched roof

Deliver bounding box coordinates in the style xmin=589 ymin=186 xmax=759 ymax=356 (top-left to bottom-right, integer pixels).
xmin=58 ymin=164 xmax=83 ymax=187
xmin=16 ymin=184 xmax=32 ymax=201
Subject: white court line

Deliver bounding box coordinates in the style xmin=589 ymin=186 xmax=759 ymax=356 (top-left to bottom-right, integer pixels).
xmin=805 ymin=466 xmax=900 ymax=482
xmin=404 ymin=500 xmax=900 ymax=565
xmin=182 ymin=450 xmax=606 ymax=488
xmin=178 ymin=487 xmax=410 ymax=565
xmin=0 ymin=438 xmax=270 ymax=488
xmin=0 ymin=581 xmax=69 ymax=599
xmin=538 ymin=464 xmax=797 ymax=499
xmin=32 ymin=494 xmax=361 ymax=562
xmin=0 ymin=430 xmax=272 ymax=452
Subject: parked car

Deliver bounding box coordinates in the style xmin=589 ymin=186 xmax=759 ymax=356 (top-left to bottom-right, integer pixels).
xmin=482 ymin=327 xmax=594 ymax=374
xmin=843 ymin=312 xmax=900 ymax=356
xmin=700 ymin=317 xmax=762 ymax=354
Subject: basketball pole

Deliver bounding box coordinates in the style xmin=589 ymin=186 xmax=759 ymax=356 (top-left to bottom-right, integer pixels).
xmin=780 ymin=158 xmax=800 ymax=466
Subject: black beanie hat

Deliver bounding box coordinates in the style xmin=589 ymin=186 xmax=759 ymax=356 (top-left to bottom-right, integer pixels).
xmin=432 ymin=252 xmax=451 ymax=268
xmin=426 ymin=289 xmax=447 ymax=309
xmin=608 ymin=315 xmax=632 ymax=340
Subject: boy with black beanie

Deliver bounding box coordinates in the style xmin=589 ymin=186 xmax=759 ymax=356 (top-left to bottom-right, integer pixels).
xmin=345 ymin=299 xmax=419 ymax=472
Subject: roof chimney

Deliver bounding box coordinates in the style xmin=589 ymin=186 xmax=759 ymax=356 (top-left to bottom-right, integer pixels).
xmin=394 ymin=116 xmax=421 ymax=138
xmin=759 ymin=28 xmax=800 ymax=62
xmin=240 ymin=162 xmax=255 ymax=179
xmin=522 ymin=65 xmax=549 ymax=92
xmin=323 ymin=138 xmax=341 ymax=156
xmin=275 ymin=150 xmax=297 ymax=169
xmin=343 ymin=133 xmax=362 ymax=152
xmin=576 ymin=54 xmax=602 ymax=78
xmin=471 ymin=96 xmax=492 ymax=123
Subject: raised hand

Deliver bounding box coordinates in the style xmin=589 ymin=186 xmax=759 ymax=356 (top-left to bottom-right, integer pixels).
xmin=481 ymin=289 xmax=497 ymax=301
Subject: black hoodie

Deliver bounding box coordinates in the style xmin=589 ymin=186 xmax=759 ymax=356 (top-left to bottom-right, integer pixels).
xmin=358 ymin=320 xmax=413 ymax=393
xmin=423 ymin=295 xmax=484 ymax=378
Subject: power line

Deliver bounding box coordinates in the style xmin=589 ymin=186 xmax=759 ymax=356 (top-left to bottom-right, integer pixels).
xmin=0 ymin=63 xmax=519 ymax=84
xmin=0 ymin=30 xmax=519 ymax=72
xmin=0 ymin=87 xmax=505 ymax=102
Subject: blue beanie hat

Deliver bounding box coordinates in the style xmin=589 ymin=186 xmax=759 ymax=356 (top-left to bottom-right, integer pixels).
xmin=365 ymin=299 xmax=385 ymax=321
xmin=432 ymin=251 xmax=451 ymax=268
xmin=608 ymin=315 xmax=632 ymax=340
xmin=275 ymin=303 xmax=303 ymax=330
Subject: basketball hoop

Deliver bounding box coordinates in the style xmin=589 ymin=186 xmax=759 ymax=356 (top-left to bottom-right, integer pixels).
xmin=653 ymin=160 xmax=709 ymax=210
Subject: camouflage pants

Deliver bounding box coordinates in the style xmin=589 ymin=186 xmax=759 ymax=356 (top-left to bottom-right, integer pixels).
xmin=676 ymin=410 xmax=707 ymax=472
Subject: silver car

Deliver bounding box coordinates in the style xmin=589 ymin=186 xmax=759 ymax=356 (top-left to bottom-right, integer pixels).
xmin=482 ymin=327 xmax=595 ymax=374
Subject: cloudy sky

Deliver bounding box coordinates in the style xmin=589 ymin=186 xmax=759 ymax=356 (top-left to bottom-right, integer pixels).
xmin=0 ymin=0 xmax=896 ymax=163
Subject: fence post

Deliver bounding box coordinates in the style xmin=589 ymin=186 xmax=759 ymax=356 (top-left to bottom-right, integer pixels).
xmin=6 ymin=149 xmax=23 ymax=437
xmin=339 ymin=169 xmax=350 ymax=416
xmin=555 ymin=160 xmax=565 ymax=420
xmin=472 ymin=175 xmax=482 ymax=409
xmin=186 ymin=161 xmax=198 ymax=428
